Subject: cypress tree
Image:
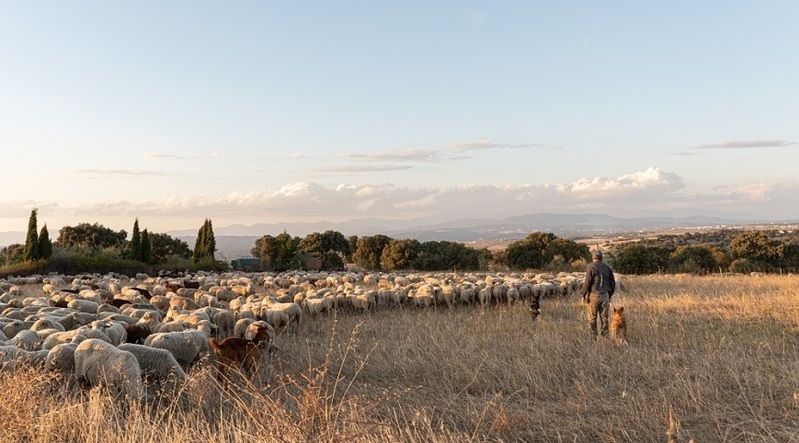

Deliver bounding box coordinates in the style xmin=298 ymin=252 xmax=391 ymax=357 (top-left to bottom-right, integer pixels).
xmin=38 ymin=224 xmax=53 ymax=259
xmin=130 ymin=219 xmax=142 ymax=261
xmin=204 ymin=219 xmax=216 ymax=260
xmin=23 ymin=209 xmax=39 ymax=262
xmin=193 ymin=221 xmax=207 ymax=262
xmin=141 ymin=229 xmax=152 ymax=264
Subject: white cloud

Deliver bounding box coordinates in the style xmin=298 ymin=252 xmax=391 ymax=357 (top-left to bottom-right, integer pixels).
xmin=448 ymin=139 xmax=541 ymax=152
xmin=315 ymin=165 xmax=415 ymax=173
xmin=340 ymin=149 xmax=438 ymax=162
xmin=76 ymin=169 xmax=163 ymax=178
xmin=693 ymin=139 xmax=796 ymax=150
xmin=143 ymin=152 xmax=222 ymax=160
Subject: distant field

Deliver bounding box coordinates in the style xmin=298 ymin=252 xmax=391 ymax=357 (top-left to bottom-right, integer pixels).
xmin=2 ymin=275 xmax=798 ymax=442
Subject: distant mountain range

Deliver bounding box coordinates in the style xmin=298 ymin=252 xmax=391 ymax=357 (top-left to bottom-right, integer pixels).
xmin=3 ymin=213 xmax=795 ymax=260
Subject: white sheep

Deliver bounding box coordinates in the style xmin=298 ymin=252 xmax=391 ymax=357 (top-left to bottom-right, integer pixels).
xmin=8 ymin=329 xmax=41 ymax=351
xmin=118 ymin=343 xmax=186 ymax=391
xmin=88 ymin=320 xmax=127 ymax=346
xmin=74 ymin=338 xmax=143 ymax=399
xmin=46 ymin=343 xmax=78 ymax=373
xmin=67 ymin=299 xmax=100 ymax=314
xmin=144 ymin=330 xmax=213 ymax=369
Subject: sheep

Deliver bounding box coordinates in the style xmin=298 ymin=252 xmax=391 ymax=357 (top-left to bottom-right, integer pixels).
xmin=169 ymin=295 xmax=199 ymax=311
xmin=118 ymin=343 xmax=186 ymax=391
xmin=303 ymin=297 xmax=331 ymax=316
xmin=46 ymin=343 xmax=78 ymax=373
xmin=73 ymin=339 xmax=143 ymax=399
xmin=0 ymin=345 xmax=48 ymax=369
xmin=477 ymin=287 xmax=492 ymax=306
xmin=259 ymin=302 xmax=302 ymax=330
xmin=244 ymin=321 xmax=274 ymax=343
xmin=154 ymin=321 xmax=190 ymax=333
xmin=8 ymin=329 xmax=41 ymax=351
xmin=88 ymin=320 xmax=127 ymax=346
xmin=233 ymin=318 xmax=255 ymax=338
xmin=208 ymin=337 xmax=265 ymax=377
xmin=67 ymin=299 xmax=100 ymax=314
xmin=71 ymin=329 xmax=113 ymax=346
xmin=198 ymin=307 xmax=235 ymax=339
xmin=3 ymin=320 xmax=30 ymax=339
xmin=460 ymin=287 xmax=476 ymax=304
xmin=124 ymin=324 xmax=151 ymax=344
xmin=144 ymin=330 xmax=214 ymax=369
xmin=31 ymin=318 xmax=65 ymax=332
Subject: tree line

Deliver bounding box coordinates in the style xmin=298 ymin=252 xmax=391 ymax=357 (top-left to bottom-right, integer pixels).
xmin=0 ymin=210 xmax=220 ymax=271
xmin=250 ymin=230 xmax=589 ymax=272
xmin=607 ymin=230 xmax=799 ymax=274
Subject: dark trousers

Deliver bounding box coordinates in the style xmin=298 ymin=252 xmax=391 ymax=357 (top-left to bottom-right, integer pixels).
xmin=588 ymin=292 xmax=610 ymax=337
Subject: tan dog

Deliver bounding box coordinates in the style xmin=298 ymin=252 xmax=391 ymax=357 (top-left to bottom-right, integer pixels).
xmin=610 ymin=306 xmax=628 ymax=345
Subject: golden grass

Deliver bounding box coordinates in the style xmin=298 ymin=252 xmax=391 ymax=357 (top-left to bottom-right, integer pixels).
xmin=3 ymin=275 xmax=799 ymax=442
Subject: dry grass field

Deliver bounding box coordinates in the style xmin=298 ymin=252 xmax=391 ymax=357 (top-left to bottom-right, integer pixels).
xmin=2 ymin=275 xmax=798 ymax=442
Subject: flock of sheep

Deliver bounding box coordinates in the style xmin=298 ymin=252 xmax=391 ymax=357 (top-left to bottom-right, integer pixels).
xmin=0 ymin=269 xmax=587 ymax=399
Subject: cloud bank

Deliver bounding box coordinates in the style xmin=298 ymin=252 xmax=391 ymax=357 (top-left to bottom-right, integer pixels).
xmin=5 ymin=166 xmax=797 ymax=232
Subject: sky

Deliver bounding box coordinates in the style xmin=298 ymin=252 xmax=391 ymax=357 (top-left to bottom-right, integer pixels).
xmin=1 ymin=1 xmax=798 ymax=233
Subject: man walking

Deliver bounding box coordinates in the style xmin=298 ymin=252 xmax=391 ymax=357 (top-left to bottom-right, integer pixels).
xmin=581 ymin=250 xmax=616 ymax=339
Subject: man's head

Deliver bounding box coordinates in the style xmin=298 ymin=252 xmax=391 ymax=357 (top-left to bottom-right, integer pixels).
xmin=592 ymin=250 xmax=603 ymax=261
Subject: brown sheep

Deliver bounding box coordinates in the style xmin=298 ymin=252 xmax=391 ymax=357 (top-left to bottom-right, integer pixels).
xmin=208 ymin=322 xmax=271 ymax=378
xmin=208 ymin=338 xmax=264 ymax=378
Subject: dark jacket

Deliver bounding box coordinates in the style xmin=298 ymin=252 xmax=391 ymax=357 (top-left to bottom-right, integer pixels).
xmin=581 ymin=260 xmax=616 ymax=298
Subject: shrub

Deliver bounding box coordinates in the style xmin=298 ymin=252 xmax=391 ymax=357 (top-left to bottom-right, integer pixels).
xmin=610 ymin=244 xmax=672 ymax=274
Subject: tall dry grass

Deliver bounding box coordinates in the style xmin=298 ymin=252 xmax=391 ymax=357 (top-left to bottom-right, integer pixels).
xmin=2 ymin=275 xmax=798 ymax=442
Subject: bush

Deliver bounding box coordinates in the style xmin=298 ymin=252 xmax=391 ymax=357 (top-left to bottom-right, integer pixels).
xmin=380 ymin=239 xmax=421 ymax=271
xmin=729 ymin=258 xmax=771 ymax=273
xmin=669 ymin=245 xmax=719 ymax=274
xmin=352 ymin=235 xmax=393 ymax=270
xmin=610 ymin=244 xmax=672 ymax=274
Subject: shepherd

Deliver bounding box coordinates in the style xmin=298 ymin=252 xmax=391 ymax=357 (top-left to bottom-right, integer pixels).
xmin=580 ymin=250 xmax=616 ymax=340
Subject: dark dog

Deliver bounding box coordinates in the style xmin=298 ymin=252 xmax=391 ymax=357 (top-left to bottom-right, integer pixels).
xmin=528 ymin=294 xmax=541 ymax=321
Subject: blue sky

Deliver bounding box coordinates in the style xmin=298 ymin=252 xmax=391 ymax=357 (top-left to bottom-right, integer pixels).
xmin=1 ymin=1 xmax=798 ymax=231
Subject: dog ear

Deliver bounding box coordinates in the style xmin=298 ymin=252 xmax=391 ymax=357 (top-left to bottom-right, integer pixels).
xmin=612 ymin=307 xmax=617 ymax=313
xmin=618 ymin=306 xmax=624 ymax=313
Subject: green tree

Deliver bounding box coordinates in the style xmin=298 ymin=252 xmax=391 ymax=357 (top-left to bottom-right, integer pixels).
xmin=204 ymin=219 xmax=216 ymax=259
xmin=380 ymin=239 xmax=421 ymax=271
xmin=141 ymin=229 xmax=152 ymax=264
xmin=347 ymin=235 xmax=359 ymax=261
xmin=352 ymin=235 xmax=392 ymax=270
xmin=414 ymin=241 xmax=482 ymax=271
xmin=0 ymin=244 xmax=24 ymax=265
xmin=56 ymin=223 xmax=127 ymax=251
xmin=251 ymin=231 xmax=301 ymax=271
xmin=610 ymin=244 xmax=672 ymax=274
xmin=129 ymin=219 xmax=142 ymax=261
xmin=505 ymin=232 xmax=559 ymax=270
xmin=38 ymin=224 xmax=53 ymax=259
xmin=23 ymin=209 xmax=40 ymax=262
xmin=729 ymin=231 xmax=778 ymax=264
xmin=543 ymin=238 xmax=591 ymax=264
xmin=192 ymin=219 xmax=217 ymax=262
xmin=774 ymin=242 xmax=799 ymax=269
xmin=148 ymin=233 xmax=192 ymax=264
xmin=669 ymin=245 xmax=718 ymax=273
